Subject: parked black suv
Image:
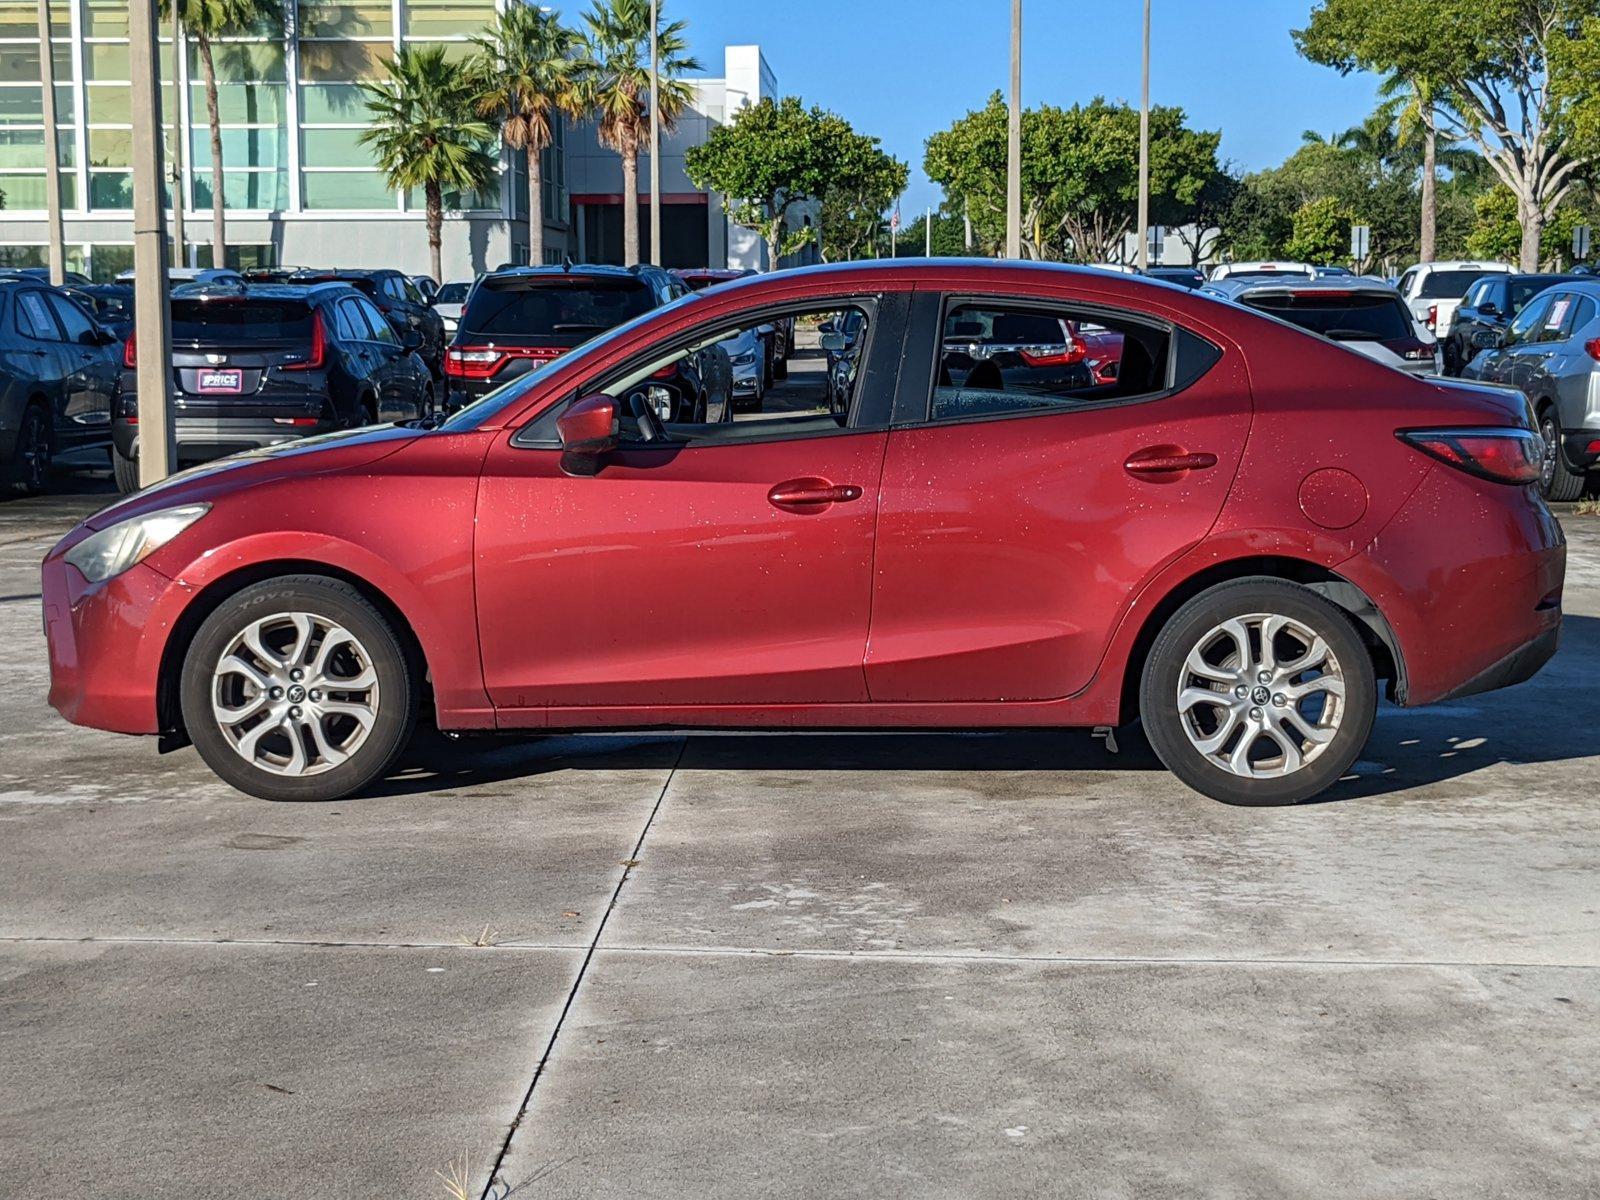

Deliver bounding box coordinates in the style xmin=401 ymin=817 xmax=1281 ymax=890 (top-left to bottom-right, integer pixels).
xmin=444 ymin=263 xmax=691 ymax=411
xmin=286 ymin=269 xmax=446 ymax=377
xmin=1 ymin=278 xmax=121 ymax=495
xmin=112 ymin=283 xmax=433 ymax=492
xmin=1444 ymin=273 xmax=1587 ymax=374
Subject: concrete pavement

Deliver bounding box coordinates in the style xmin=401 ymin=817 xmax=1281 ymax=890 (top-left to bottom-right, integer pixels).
xmin=1 ymin=476 xmax=1596 ymax=1198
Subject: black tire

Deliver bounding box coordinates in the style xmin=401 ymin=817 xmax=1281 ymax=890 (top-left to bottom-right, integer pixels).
xmin=1442 ymin=337 xmax=1461 ymax=376
xmin=7 ymin=403 xmax=51 ymax=497
xmin=1537 ymin=407 xmax=1585 ymax=502
xmin=773 ymin=348 xmax=789 ymax=381
xmin=112 ymin=445 xmax=140 ymax=494
xmin=1140 ymin=578 xmax=1376 ymax=806
xmin=180 ymin=575 xmax=419 ymax=801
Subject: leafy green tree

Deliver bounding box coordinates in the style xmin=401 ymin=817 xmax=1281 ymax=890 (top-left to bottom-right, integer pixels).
xmin=361 ymin=46 xmax=498 ymax=283
xmin=1296 ymin=0 xmax=1600 ymax=270
xmin=1284 ymin=196 xmax=1354 ymax=262
xmin=161 ymin=0 xmax=284 ymax=265
xmin=575 ymin=0 xmax=698 ymax=266
xmin=1465 ymin=184 xmax=1591 ymax=263
xmin=470 ymin=4 xmax=580 ymax=267
xmin=924 ymin=93 xmax=1220 ymax=262
xmin=685 ymin=96 xmax=906 ymax=267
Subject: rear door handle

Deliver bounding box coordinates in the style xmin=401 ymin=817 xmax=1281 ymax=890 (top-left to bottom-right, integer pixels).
xmin=767 ymin=477 xmax=864 ymax=509
xmin=1124 ymin=446 xmax=1218 ymax=476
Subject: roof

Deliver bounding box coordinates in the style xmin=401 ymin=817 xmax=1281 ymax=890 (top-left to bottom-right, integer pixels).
xmin=170 ymin=281 xmax=350 ymax=302
xmin=484 ymin=262 xmax=667 ymax=281
xmin=1202 ymin=275 xmax=1398 ymax=300
xmin=1407 ymin=261 xmax=1513 ymax=272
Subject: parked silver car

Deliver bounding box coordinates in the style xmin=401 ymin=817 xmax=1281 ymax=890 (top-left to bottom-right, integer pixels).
xmin=717 ymin=325 xmax=767 ymax=411
xmin=1200 ymin=276 xmax=1439 ymax=376
xmin=1461 ymin=279 xmax=1600 ymax=499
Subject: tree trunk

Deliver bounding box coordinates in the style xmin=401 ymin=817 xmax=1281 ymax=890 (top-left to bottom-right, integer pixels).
xmin=197 ymin=34 xmax=227 ymax=267
xmin=426 ymin=181 xmax=443 ymax=284
xmin=1419 ymin=119 xmax=1437 ymax=264
xmin=527 ymin=139 xmax=545 ymax=266
xmin=1518 ymin=192 xmax=1544 ymax=272
xmin=766 ymin=216 xmax=782 ymax=270
xmin=621 ymin=147 xmax=640 ymax=265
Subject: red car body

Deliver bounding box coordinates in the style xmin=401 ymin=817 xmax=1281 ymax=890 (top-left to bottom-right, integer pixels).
xmin=43 ymin=262 xmax=1562 ymax=775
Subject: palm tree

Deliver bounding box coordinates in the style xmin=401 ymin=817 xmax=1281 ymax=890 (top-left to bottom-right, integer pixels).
xmin=470 ymin=5 xmax=579 ymax=267
xmin=1379 ymin=73 xmax=1441 ymax=263
xmin=161 ymin=0 xmax=283 ymax=267
xmin=361 ymin=47 xmax=498 ymax=284
xmin=576 ymin=0 xmax=699 ymax=266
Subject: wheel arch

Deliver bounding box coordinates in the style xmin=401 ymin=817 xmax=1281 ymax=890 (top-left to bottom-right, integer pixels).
xmin=1115 ymin=555 xmax=1406 ymax=725
xmin=155 ymin=558 xmax=431 ymax=736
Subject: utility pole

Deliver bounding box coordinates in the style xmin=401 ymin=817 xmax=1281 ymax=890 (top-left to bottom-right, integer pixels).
xmin=37 ymin=0 xmax=64 ymax=285
xmin=170 ymin=5 xmax=187 ymax=268
xmin=648 ymin=0 xmax=661 ymax=267
xmin=1136 ymin=0 xmax=1151 ymax=271
xmin=130 ymin=0 xmax=175 ymax=487
xmin=1005 ymin=0 xmax=1021 ymax=259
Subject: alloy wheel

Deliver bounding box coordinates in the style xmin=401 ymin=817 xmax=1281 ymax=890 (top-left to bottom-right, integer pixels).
xmin=210 ymin=611 xmax=380 ymax=776
xmin=1176 ymin=612 xmax=1346 ymax=779
xmin=1540 ymin=415 xmax=1559 ymax=491
xmin=19 ymin=409 xmax=49 ymax=492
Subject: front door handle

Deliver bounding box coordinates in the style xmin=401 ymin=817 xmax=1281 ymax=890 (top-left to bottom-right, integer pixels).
xmin=1124 ymin=446 xmax=1218 ymax=476
xmin=767 ymin=477 xmax=864 ymax=509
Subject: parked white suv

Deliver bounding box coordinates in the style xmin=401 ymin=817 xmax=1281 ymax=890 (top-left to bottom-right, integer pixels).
xmin=1396 ymin=260 xmax=1512 ymax=339
xmin=1208 ymin=261 xmax=1316 ymax=283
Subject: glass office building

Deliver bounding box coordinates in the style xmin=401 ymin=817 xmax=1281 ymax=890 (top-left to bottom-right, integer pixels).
xmin=0 ymin=0 xmax=571 ymax=279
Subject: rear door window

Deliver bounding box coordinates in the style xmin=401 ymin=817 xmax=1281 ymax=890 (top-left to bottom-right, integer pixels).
xmin=16 ymin=290 xmax=63 ymax=341
xmin=355 ymin=297 xmax=399 ymax=344
xmin=1504 ymin=294 xmax=1553 ymax=347
xmin=170 ymin=299 xmax=314 ymax=342
xmin=464 ymin=279 xmax=655 ymax=340
xmin=46 ymin=292 xmax=97 ymax=343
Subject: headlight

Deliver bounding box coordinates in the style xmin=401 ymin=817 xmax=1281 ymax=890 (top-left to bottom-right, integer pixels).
xmin=64 ymin=503 xmax=210 ymax=583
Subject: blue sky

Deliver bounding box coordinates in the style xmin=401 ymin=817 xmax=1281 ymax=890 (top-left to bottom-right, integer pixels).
xmin=665 ymin=0 xmax=1385 ymax=213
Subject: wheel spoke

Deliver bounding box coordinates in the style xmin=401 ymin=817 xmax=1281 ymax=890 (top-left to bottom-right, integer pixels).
xmin=319 ymin=698 xmax=376 ymax=730
xmin=304 ymin=715 xmax=349 ymax=768
xmin=280 ymin=718 xmax=308 ymax=775
xmin=1281 ymin=709 xmax=1335 ymax=746
xmin=1227 ymin=724 xmax=1259 ymax=774
xmin=1258 ymin=614 xmax=1288 ymax=673
xmin=286 ymin=613 xmax=315 ymax=669
xmin=1215 ymin=618 xmax=1256 ymax=674
xmin=1183 ymin=647 xmax=1237 ymax=686
xmin=1178 ymin=686 xmax=1229 ymax=714
xmin=213 ymin=690 xmax=269 ymax=727
xmin=309 ymin=627 xmax=357 ymax=680
xmin=216 ymin=654 xmax=269 ymax=691
xmin=1286 ymin=673 xmax=1344 ymax=702
xmin=1259 ymin=718 xmax=1304 ymax=774
xmin=1193 ymin=707 xmax=1242 ymax=756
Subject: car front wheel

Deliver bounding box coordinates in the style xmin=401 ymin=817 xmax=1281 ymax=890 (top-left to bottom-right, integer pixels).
xmin=1140 ymin=579 xmax=1376 ymax=806
xmin=180 ymin=576 xmax=418 ymax=801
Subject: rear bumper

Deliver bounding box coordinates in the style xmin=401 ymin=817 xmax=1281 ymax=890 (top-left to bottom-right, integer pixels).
xmin=1561 ymin=431 xmax=1600 ymax=473
xmin=1338 ymin=466 xmax=1564 ymax=707
xmin=113 ymin=415 xmax=338 ymax=463
xmin=42 ymin=554 xmax=192 ymax=735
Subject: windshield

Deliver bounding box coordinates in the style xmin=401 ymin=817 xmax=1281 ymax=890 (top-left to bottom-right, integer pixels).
xmin=436 ymin=282 xmax=470 ymax=304
xmin=1242 ymin=291 xmax=1413 ymax=340
xmin=462 ymin=278 xmax=655 ymax=338
xmin=1417 ymin=270 xmax=1497 ymax=299
xmin=170 ymin=298 xmax=313 ymax=342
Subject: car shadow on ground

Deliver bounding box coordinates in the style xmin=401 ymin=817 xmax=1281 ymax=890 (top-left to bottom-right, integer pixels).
xmin=361 ymin=615 xmax=1600 ymax=806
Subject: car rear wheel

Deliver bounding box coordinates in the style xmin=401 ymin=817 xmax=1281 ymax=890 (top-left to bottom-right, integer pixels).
xmin=7 ymin=404 xmax=51 ymax=497
xmin=112 ymin=446 xmax=140 ymax=494
xmin=1140 ymin=579 xmax=1376 ymax=806
xmin=1538 ymin=408 xmax=1585 ymax=501
xmin=180 ymin=576 xmax=418 ymax=801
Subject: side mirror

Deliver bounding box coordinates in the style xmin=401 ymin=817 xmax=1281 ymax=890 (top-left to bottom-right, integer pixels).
xmin=400 ymin=328 xmax=423 ymax=350
xmin=557 ymin=392 xmax=619 ymax=457
xmin=1477 ymin=301 xmax=1498 ymax=316
xmin=819 ymin=332 xmax=847 ymax=353
xmin=1472 ymin=329 xmax=1503 ymax=349
xmin=86 ymin=327 xmax=117 ymax=346
xmin=817 ymin=319 xmax=837 ymax=334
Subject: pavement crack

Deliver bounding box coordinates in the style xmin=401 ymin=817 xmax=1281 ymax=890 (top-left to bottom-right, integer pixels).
xmin=479 ymin=734 xmax=688 ymax=1200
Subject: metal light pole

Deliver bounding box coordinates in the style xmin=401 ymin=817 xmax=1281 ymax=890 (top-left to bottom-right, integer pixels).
xmin=37 ymin=0 xmax=64 ymax=285
xmin=170 ymin=5 xmax=187 ymax=268
xmin=1005 ymin=0 xmax=1021 ymax=259
xmin=130 ymin=0 xmax=175 ymax=486
xmin=1135 ymin=0 xmax=1151 ymax=271
xmin=648 ymin=0 xmax=661 ymax=267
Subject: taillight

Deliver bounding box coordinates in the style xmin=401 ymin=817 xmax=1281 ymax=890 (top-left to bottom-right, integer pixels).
xmin=1584 ymin=337 xmax=1600 ymax=362
xmin=1017 ymin=339 xmax=1087 ymax=367
xmin=1400 ymin=427 xmax=1542 ymax=485
xmin=122 ymin=336 xmax=136 ymax=368
xmin=1425 ymin=304 xmax=1438 ymax=330
xmin=282 ymin=311 xmax=326 ymax=372
xmin=444 ymin=344 xmax=561 ymax=379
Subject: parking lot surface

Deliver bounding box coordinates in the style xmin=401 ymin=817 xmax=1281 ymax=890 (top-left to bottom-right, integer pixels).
xmin=2 ymin=478 xmax=1597 ymax=1198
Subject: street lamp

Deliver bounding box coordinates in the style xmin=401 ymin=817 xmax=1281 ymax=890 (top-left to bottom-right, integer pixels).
xmin=1136 ymin=0 xmax=1151 ymax=270
xmin=36 ymin=0 xmax=64 ymax=285
xmin=649 ymin=0 xmax=660 ymax=267
xmin=130 ymin=0 xmax=176 ymax=485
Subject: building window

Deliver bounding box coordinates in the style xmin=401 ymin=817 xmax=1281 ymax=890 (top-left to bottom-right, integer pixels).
xmin=297 ymin=0 xmax=394 ymax=210
xmin=0 ymin=1 xmax=75 ymax=215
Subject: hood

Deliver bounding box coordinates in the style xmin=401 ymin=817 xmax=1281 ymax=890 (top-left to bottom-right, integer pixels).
xmin=83 ymin=423 xmax=424 ymax=531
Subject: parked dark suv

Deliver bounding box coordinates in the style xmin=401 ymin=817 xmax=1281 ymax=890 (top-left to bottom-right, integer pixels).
xmin=1 ymin=278 xmax=121 ymax=495
xmin=445 ymin=264 xmax=691 ymax=412
xmin=112 ymin=283 xmax=433 ymax=492
xmin=1443 ymin=272 xmax=1587 ymax=375
xmin=286 ymin=269 xmax=446 ymax=377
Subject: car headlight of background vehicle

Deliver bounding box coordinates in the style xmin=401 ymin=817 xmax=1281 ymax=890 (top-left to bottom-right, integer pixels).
xmin=731 ymin=351 xmax=756 ymax=366
xmin=63 ymin=503 xmax=210 ymax=584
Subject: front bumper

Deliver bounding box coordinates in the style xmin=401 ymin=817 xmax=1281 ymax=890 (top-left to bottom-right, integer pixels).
xmin=42 ymin=554 xmax=194 ymax=734
xmin=114 ymin=415 xmax=337 ymax=463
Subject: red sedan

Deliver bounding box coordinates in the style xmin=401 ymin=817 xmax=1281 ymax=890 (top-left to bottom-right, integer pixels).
xmin=42 ymin=261 xmax=1563 ymax=806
